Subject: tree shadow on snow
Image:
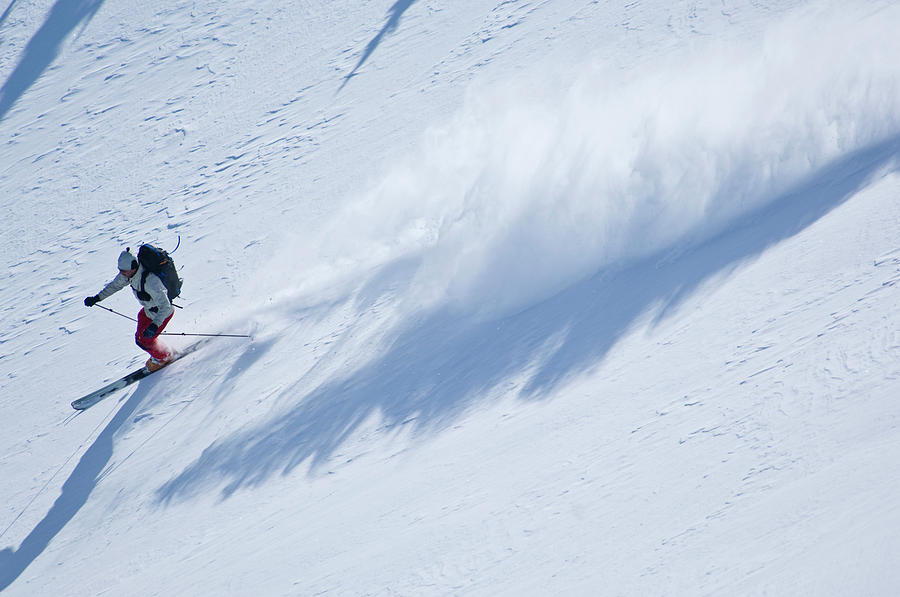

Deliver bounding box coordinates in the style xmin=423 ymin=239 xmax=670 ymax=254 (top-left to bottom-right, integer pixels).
xmin=0 ymin=0 xmax=104 ymax=122
xmin=155 ymin=135 xmax=900 ymax=504
xmin=0 ymin=379 xmax=155 ymax=592
xmin=1 ymin=0 xmax=20 ymax=31
xmin=337 ymin=0 xmax=417 ymax=93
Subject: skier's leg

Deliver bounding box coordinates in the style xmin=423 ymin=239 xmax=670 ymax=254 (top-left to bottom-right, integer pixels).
xmin=135 ymin=309 xmax=174 ymax=361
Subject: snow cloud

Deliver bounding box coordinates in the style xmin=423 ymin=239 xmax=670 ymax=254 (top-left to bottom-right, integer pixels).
xmin=321 ymin=2 xmax=900 ymax=317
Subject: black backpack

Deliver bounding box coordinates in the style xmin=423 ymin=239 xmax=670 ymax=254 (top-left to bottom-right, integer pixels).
xmin=137 ymin=244 xmax=183 ymax=302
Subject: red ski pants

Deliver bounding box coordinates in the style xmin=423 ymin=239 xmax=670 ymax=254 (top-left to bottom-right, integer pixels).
xmin=135 ymin=309 xmax=173 ymax=360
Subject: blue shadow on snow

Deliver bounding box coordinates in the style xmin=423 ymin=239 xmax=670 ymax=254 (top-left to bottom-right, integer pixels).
xmin=154 ymin=135 xmax=900 ymax=503
xmin=1 ymin=0 xmax=21 ymax=31
xmin=0 ymin=379 xmax=153 ymax=592
xmin=338 ymin=0 xmax=417 ymax=93
xmin=0 ymin=0 xmax=104 ymax=122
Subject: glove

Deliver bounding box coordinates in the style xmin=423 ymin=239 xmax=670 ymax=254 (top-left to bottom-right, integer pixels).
xmin=142 ymin=323 xmax=159 ymax=338
xmin=84 ymin=295 xmax=100 ymax=307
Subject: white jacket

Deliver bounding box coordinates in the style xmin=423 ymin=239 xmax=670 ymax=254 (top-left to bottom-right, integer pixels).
xmin=97 ymin=266 xmax=174 ymax=326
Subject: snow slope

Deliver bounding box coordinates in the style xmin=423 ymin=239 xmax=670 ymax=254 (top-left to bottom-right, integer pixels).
xmin=2 ymin=0 xmax=900 ymax=594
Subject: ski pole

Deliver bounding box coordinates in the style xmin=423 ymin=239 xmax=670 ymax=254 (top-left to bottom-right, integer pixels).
xmin=93 ymin=304 xmax=249 ymax=337
xmin=160 ymin=332 xmax=250 ymax=338
xmin=93 ymin=304 xmax=137 ymax=322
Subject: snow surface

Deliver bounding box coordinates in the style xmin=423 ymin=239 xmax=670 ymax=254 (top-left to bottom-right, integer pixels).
xmin=2 ymin=0 xmax=900 ymax=594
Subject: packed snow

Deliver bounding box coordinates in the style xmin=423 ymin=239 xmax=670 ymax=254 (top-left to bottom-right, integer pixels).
xmin=2 ymin=0 xmax=900 ymax=595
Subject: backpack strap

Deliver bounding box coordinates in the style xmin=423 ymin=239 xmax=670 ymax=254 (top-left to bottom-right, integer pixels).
xmin=137 ymin=270 xmax=152 ymax=301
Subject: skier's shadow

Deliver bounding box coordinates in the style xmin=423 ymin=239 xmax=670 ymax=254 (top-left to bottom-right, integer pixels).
xmin=0 ymin=380 xmax=153 ymax=591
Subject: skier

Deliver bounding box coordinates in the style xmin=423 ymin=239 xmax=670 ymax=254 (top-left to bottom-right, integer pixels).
xmin=84 ymin=248 xmax=175 ymax=372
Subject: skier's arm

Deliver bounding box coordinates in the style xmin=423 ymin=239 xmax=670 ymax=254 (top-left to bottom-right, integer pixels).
xmin=95 ymin=272 xmax=131 ymax=301
xmin=142 ymin=273 xmax=174 ymax=325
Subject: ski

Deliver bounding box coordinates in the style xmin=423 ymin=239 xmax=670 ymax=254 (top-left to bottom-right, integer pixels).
xmin=71 ymin=367 xmax=152 ymax=410
xmin=71 ymin=341 xmax=206 ymax=411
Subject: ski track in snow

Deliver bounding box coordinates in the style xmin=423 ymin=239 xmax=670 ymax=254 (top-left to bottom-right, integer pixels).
xmin=2 ymin=0 xmax=900 ymax=595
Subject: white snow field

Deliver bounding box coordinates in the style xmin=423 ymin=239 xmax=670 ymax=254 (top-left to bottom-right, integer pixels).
xmin=2 ymin=0 xmax=900 ymax=594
